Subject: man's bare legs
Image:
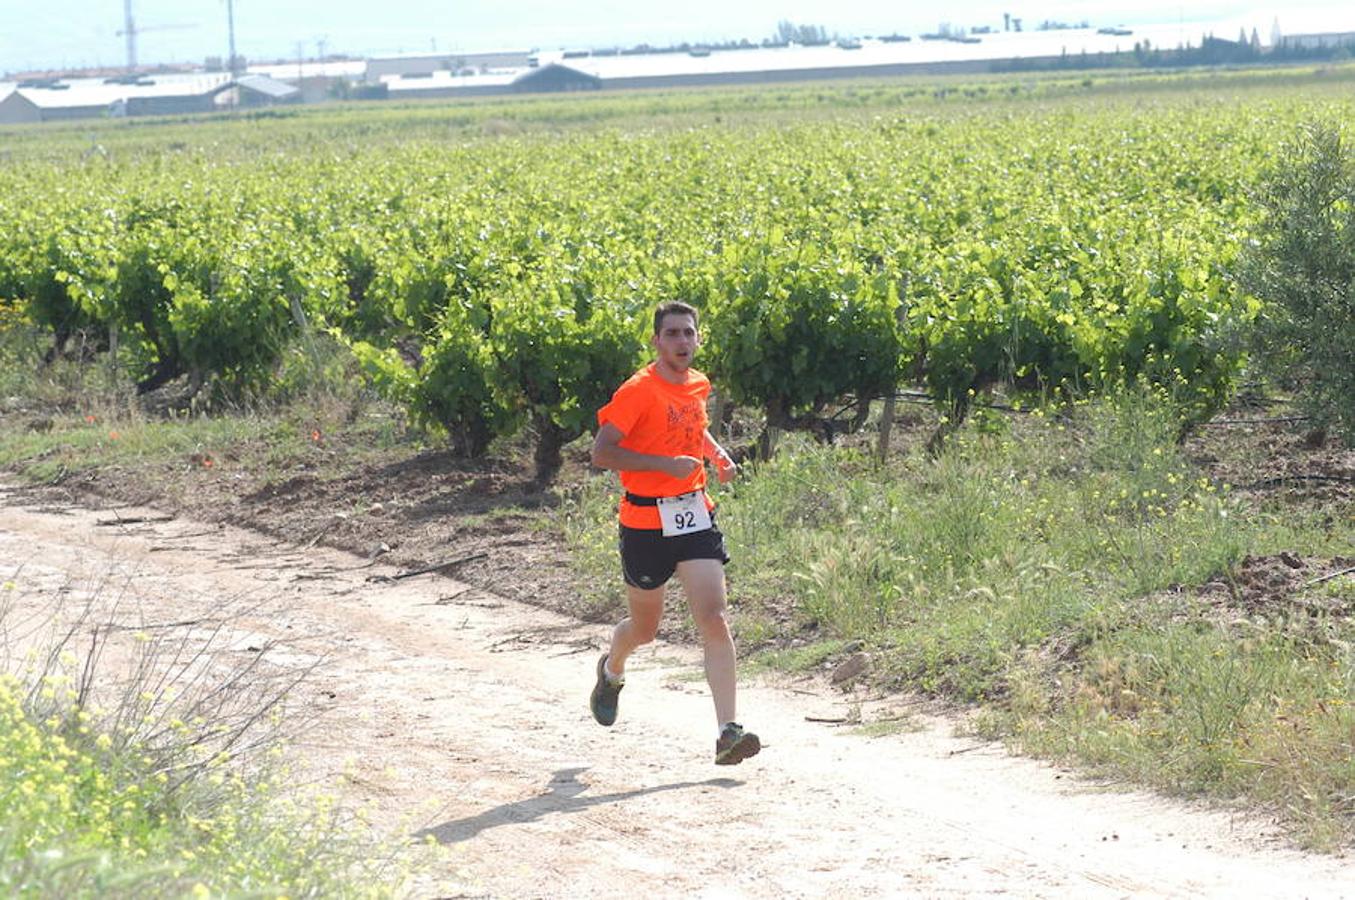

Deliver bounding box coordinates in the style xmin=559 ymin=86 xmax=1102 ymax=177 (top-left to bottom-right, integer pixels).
xmin=676 ymin=558 xmax=736 ymax=727
xmin=605 ymin=559 xmax=736 ymax=726
xmin=600 ymin=558 xmax=756 ymax=762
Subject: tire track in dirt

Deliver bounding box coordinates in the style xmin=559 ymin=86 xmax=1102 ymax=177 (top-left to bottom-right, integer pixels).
xmin=2 ymin=481 xmax=1352 ymax=899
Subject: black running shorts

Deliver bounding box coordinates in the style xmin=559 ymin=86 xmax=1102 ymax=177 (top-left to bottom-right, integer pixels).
xmin=618 ymin=515 xmax=730 ymax=589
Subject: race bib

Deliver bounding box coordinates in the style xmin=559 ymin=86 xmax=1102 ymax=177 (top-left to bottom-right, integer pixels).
xmin=656 ymin=490 xmax=712 ymax=537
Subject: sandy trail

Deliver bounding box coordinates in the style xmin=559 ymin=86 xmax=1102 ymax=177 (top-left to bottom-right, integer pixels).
xmin=2 ymin=481 xmax=1351 ymax=899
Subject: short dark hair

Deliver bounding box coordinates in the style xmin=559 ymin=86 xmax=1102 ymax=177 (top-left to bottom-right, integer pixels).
xmin=654 ymin=301 xmax=698 ymax=335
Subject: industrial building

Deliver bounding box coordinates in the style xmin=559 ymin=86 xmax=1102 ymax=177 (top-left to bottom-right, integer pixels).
xmin=1278 ymin=31 xmax=1355 ymax=49
xmin=380 ymin=63 xmax=599 ymax=100
xmin=365 ymin=49 xmax=532 ymax=80
xmin=339 ymin=23 xmax=1221 ymax=101
xmin=0 ymin=72 xmax=298 ymax=124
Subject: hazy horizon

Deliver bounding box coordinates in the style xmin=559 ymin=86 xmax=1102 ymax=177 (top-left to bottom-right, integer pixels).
xmin=5 ymin=1 xmax=1354 ymax=75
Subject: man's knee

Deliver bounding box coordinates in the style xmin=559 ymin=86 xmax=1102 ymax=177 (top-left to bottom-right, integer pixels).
xmin=692 ymin=604 xmax=730 ymax=640
xmin=626 ymin=588 xmax=665 ymax=644
xmin=631 ymin=614 xmax=662 ymax=644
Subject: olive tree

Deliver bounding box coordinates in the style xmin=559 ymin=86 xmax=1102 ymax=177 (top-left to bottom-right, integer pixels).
xmin=1240 ymin=122 xmax=1355 ymax=445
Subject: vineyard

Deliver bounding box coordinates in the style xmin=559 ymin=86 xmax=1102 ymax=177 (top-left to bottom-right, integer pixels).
xmin=1 ymin=73 xmax=1350 ymax=474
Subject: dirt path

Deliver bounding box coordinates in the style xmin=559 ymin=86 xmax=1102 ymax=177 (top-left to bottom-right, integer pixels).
xmin=2 ymin=481 xmax=1352 ymax=899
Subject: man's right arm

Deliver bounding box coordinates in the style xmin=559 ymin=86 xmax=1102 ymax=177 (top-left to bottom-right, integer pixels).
xmin=592 ymin=422 xmax=700 ymax=480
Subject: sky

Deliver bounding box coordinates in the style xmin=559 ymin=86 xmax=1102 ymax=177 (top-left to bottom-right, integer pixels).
xmin=3 ymin=1 xmax=1355 ymax=74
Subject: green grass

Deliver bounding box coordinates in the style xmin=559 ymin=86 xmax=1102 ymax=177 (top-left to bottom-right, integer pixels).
xmin=743 ymin=640 xmax=853 ymax=676
xmin=1000 ymin=619 xmax=1355 ymax=848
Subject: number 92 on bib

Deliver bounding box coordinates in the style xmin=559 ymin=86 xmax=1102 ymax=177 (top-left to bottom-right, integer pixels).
xmin=656 ymin=490 xmax=713 ymax=537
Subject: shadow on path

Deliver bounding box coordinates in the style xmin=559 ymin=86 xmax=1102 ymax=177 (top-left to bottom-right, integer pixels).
xmin=415 ymin=766 xmax=742 ymax=844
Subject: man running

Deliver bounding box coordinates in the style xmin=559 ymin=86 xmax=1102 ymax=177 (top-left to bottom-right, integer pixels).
xmin=588 ymin=301 xmax=760 ymax=766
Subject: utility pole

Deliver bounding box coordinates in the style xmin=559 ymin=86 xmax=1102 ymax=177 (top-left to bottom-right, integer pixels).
xmin=227 ymin=0 xmax=240 ymax=77
xmin=123 ymin=0 xmax=137 ymax=69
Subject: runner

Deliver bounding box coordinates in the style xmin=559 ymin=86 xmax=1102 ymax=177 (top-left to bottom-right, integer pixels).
xmin=588 ymin=301 xmax=760 ymax=766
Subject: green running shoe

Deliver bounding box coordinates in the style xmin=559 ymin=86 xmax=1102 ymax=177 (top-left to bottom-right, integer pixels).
xmin=590 ymin=653 xmax=623 ymax=726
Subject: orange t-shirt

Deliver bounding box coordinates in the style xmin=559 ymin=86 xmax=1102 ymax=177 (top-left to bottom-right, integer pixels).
xmin=597 ymin=363 xmax=715 ymax=529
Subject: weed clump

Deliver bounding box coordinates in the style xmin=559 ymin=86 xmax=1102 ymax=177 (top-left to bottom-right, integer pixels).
xmin=0 ymin=574 xmax=411 ymax=896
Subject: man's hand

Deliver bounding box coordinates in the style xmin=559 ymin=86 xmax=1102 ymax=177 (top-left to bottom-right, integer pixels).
xmin=703 ymin=430 xmax=739 ymax=484
xmin=665 ymin=455 xmax=702 ymax=479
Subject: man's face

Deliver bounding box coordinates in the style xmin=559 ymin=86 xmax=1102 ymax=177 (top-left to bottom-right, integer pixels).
xmin=653 ymin=313 xmax=699 ymax=372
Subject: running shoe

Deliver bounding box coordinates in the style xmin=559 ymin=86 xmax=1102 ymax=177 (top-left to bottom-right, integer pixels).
xmin=590 ymin=653 xmax=623 ymax=726
xmin=715 ymin=722 xmax=761 ymax=765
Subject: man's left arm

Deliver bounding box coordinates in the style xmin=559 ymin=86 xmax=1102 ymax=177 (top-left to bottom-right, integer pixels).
xmin=702 ymin=429 xmax=738 ymax=484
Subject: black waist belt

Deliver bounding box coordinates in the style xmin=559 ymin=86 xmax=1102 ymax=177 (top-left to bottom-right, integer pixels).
xmin=624 ymin=491 xmax=713 ymax=513
xmin=625 ymin=491 xmax=705 ymax=506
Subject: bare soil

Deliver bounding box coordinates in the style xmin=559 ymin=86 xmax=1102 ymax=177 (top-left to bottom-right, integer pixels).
xmin=1187 ymin=413 xmax=1355 ymax=527
xmin=4 ymin=473 xmax=1355 ymax=898
xmin=31 ymin=433 xmax=598 ymax=623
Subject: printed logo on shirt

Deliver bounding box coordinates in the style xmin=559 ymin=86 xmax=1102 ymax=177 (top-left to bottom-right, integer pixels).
xmin=666 ymin=400 xmax=702 ymax=451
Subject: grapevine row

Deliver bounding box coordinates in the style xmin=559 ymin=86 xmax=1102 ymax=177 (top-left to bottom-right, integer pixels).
xmin=0 ymin=91 xmax=1319 ymax=475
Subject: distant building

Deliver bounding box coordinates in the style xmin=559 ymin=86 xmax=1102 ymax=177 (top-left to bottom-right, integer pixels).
xmin=0 ymin=74 xmax=226 ymax=124
xmin=512 ymin=64 xmax=601 ymax=92
xmin=381 ymin=70 xmax=518 ymax=99
xmin=212 ymin=75 xmax=302 ymax=109
xmin=366 ymin=49 xmax=531 ymax=81
xmin=0 ymin=88 xmax=72 ymax=123
xmin=0 ymin=72 xmax=298 ymax=125
xmin=245 ymin=59 xmax=367 ymax=103
xmin=560 ymin=41 xmax=1003 ymax=89
xmin=124 ymin=90 xmax=219 ymax=117
xmin=1279 ymin=31 xmax=1355 ymax=49
xmin=379 ymin=63 xmax=598 ymax=100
